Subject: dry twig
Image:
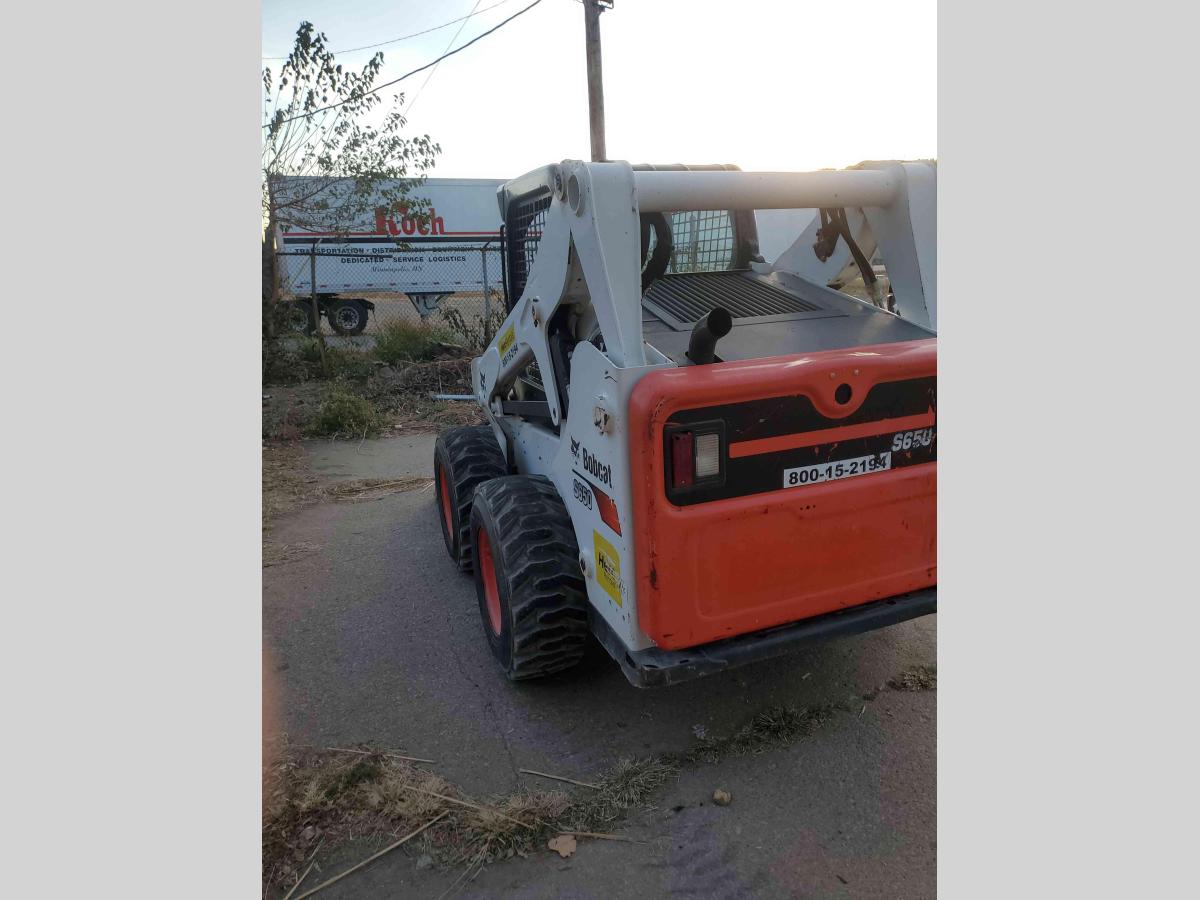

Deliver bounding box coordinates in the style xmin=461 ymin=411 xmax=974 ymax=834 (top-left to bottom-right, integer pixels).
xmin=561 ymin=830 xmax=645 ymax=843
xmin=325 ymin=746 xmax=435 ymax=764
xmin=434 ymin=849 xmax=487 ymax=900
xmin=292 ymin=811 xmax=448 ymax=899
xmin=518 ymin=769 xmax=600 ymax=789
xmin=281 ymin=858 xmax=317 ymax=900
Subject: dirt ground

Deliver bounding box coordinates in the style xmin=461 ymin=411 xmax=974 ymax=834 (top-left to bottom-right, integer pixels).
xmin=261 ymin=434 xmax=936 ymax=898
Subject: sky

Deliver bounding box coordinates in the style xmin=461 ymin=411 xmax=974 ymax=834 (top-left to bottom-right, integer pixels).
xmin=262 ymin=0 xmax=936 ymax=180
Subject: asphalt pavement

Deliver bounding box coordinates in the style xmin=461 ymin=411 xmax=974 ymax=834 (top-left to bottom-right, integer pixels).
xmin=262 ymin=434 xmax=936 ymax=898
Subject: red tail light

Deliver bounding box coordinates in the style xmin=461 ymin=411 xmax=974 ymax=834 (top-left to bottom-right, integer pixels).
xmin=665 ymin=422 xmax=727 ymax=499
xmin=671 ymin=432 xmax=695 ymax=488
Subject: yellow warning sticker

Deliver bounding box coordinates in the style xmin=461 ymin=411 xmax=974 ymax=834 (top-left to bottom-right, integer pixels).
xmin=594 ymin=530 xmax=622 ymax=607
xmin=498 ymin=325 xmax=516 ymax=364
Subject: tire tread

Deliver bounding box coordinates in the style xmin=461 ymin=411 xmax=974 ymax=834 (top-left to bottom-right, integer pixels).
xmin=435 ymin=425 xmax=507 ymax=571
xmin=473 ymin=476 xmax=589 ymax=679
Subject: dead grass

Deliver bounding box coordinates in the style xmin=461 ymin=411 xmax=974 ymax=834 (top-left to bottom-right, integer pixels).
xmin=323 ymin=477 xmax=434 ymax=502
xmin=263 ymin=383 xmax=329 ymax=442
xmin=568 ymin=757 xmax=679 ymax=828
xmin=673 ymin=703 xmax=843 ymax=766
xmin=390 ymin=397 xmax=485 ymax=433
xmin=262 ymin=673 xmax=934 ymax=893
xmin=262 ymin=694 xmax=855 ymax=892
xmin=888 ymin=664 xmax=938 ymax=692
xmin=382 ymin=356 xmax=472 ymax=395
xmin=262 ymin=746 xmax=670 ymax=893
xmin=263 ymin=541 xmax=322 ymax=568
xmin=262 ymin=443 xmax=324 ymax=531
xmin=365 ymin=356 xmax=485 ymax=433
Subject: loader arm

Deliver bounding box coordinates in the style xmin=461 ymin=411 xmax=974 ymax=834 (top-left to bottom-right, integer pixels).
xmin=473 ymin=161 xmax=649 ymax=430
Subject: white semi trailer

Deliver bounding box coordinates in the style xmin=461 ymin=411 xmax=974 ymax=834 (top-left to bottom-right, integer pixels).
xmin=273 ymin=176 xmax=505 ymax=334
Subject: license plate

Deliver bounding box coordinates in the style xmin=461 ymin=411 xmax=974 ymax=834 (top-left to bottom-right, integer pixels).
xmin=783 ymin=452 xmax=892 ymax=488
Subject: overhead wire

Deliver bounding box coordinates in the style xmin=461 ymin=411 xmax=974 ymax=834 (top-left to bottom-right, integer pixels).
xmin=404 ymin=0 xmax=484 ymax=117
xmin=261 ymin=0 xmax=516 ymax=59
xmin=263 ymin=0 xmax=545 ymax=129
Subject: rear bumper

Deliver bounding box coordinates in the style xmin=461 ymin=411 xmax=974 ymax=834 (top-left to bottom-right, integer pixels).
xmin=593 ymin=586 xmax=936 ymax=688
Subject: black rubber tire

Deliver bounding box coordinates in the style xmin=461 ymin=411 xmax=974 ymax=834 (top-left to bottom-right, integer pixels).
xmin=434 ymin=425 xmax=507 ymax=571
xmin=328 ymin=299 xmax=368 ymax=336
xmin=469 ymin=476 xmax=590 ymax=680
xmin=288 ymin=300 xmax=317 ymax=335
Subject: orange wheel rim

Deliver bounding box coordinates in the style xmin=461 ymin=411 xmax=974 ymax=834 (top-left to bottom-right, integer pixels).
xmin=438 ymin=466 xmax=454 ymax=537
xmin=476 ymin=527 xmax=502 ymax=635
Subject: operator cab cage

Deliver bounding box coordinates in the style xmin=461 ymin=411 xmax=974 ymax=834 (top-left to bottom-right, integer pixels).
xmin=499 ymin=163 xmax=762 ymax=312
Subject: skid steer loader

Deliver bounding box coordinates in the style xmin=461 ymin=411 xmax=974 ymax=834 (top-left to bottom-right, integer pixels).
xmin=434 ymin=160 xmax=936 ymax=687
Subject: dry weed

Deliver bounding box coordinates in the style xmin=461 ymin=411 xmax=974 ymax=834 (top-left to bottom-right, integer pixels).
xmin=888 ymin=664 xmax=938 ymax=692
xmin=323 ymin=477 xmax=434 ymax=502
xmin=263 ymin=748 xmax=675 ymax=894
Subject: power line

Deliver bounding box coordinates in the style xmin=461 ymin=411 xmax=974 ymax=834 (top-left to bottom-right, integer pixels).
xmin=404 ymin=0 xmax=483 ymax=117
xmin=264 ymin=0 xmax=545 ymax=130
xmin=261 ymin=0 xmax=516 ymax=60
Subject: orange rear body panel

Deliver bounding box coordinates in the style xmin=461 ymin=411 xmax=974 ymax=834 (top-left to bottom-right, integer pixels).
xmin=628 ymin=339 xmax=936 ymax=651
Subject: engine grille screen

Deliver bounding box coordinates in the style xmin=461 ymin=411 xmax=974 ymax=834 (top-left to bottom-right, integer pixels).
xmin=643 ymin=272 xmax=822 ymax=327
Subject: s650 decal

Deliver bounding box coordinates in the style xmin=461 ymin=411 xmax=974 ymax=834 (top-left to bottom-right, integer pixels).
xmin=892 ymin=428 xmax=935 ymax=451
xmin=572 ymin=477 xmax=594 ymax=510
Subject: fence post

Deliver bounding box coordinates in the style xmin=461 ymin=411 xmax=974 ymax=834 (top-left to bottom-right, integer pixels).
xmin=310 ymin=244 xmax=329 ymax=377
xmin=263 ymin=233 xmax=277 ymax=341
xmin=480 ymin=244 xmax=492 ymax=347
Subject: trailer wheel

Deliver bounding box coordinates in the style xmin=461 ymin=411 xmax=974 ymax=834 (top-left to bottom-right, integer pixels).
xmin=470 ymin=476 xmax=590 ymax=680
xmin=287 ymin=300 xmax=317 ymax=335
xmin=434 ymin=425 xmax=507 ymax=571
xmin=328 ymin=299 xmax=368 ymax=335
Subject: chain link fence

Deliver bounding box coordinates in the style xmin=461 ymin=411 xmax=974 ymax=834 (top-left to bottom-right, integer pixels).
xmin=273 ymin=241 xmax=506 ymax=351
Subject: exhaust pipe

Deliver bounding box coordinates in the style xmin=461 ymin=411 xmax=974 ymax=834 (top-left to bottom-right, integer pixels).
xmin=686 ymin=307 xmax=733 ymax=365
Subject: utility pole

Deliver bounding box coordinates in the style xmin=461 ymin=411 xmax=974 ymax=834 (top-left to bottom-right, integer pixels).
xmin=583 ymin=1 xmax=612 ymax=162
